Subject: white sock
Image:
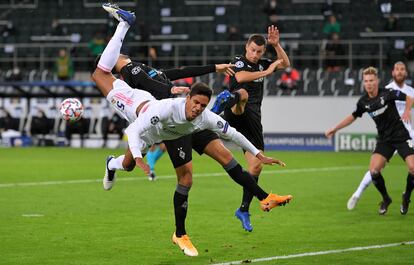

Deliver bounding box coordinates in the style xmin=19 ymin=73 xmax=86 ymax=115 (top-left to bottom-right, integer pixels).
xmin=97 ymin=21 xmax=130 ymax=72
xmin=354 ymin=171 xmax=372 ymax=198
xmin=108 ymin=155 xmax=126 ymax=171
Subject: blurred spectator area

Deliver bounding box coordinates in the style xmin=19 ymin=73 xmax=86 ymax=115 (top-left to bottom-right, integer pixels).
xmin=0 ymin=0 xmax=413 ymax=94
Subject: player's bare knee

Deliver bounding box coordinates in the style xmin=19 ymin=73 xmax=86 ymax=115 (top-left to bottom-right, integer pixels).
xmin=370 ymin=170 xmax=381 ymax=178
xmin=237 ymin=89 xmax=248 ymax=102
xmin=178 ymin=172 xmax=193 ymax=188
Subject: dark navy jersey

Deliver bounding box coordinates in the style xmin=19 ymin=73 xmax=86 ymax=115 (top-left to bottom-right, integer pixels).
xmin=229 ymin=55 xmax=272 ymax=115
xmin=120 ymin=62 xmax=216 ymax=100
xmin=352 ymin=88 xmax=410 ymax=142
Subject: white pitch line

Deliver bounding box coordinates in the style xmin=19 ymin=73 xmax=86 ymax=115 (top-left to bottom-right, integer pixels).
xmin=211 ymin=241 xmax=414 ymax=265
xmin=22 ymin=214 xmax=44 ymax=217
xmin=0 ymin=165 xmax=368 ymax=188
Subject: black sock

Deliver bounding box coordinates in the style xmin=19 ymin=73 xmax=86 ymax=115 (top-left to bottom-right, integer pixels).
xmin=371 ymin=172 xmax=391 ymax=201
xmin=240 ymin=176 xmax=259 ymax=212
xmin=404 ymin=173 xmax=414 ymax=200
xmin=174 ymin=184 xmax=190 ymax=237
xmin=224 ymin=159 xmax=268 ymax=201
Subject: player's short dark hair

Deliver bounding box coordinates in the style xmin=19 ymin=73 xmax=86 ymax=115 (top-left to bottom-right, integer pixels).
xmin=247 ymin=34 xmax=267 ymax=47
xmin=189 ymin=82 xmax=213 ymax=100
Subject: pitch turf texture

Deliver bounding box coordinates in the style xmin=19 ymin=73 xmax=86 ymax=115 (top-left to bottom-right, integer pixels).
xmin=1 ymin=148 xmax=414 ymax=265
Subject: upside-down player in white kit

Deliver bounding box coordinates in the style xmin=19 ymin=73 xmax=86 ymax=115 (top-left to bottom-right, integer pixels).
xmin=91 ymin=3 xmax=293 ymax=257
xmin=347 ymin=61 xmax=414 ymax=214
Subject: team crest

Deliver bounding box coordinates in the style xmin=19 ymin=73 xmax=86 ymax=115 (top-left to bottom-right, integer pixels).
xmin=131 ymin=66 xmax=141 ymax=75
xmin=259 ymin=64 xmax=264 ymax=71
xmin=150 ymin=116 xmax=160 ymax=125
xmin=235 ymin=61 xmax=244 ymax=68
xmin=217 ymin=121 xmax=224 ymax=129
xmin=178 ymin=147 xmax=186 ymax=160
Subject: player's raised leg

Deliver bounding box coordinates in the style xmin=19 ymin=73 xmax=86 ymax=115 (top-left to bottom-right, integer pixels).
xmin=92 ymin=4 xmax=135 ymax=97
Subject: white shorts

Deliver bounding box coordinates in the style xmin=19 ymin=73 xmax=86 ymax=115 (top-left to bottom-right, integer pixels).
xmin=106 ymin=79 xmax=155 ymax=123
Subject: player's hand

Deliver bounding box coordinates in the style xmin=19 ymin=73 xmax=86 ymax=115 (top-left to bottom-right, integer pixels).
xmin=267 ymin=25 xmax=280 ymax=46
xmin=135 ymin=157 xmax=150 ymax=175
xmin=171 ymin=86 xmax=190 ymax=95
xmin=401 ymin=110 xmax=411 ymax=123
xmin=257 ymin=153 xmax=286 ymax=167
xmin=265 ymin=59 xmax=284 ymax=75
xmin=215 ymin=63 xmax=236 ymax=76
xmin=325 ymin=128 xmax=336 ymax=138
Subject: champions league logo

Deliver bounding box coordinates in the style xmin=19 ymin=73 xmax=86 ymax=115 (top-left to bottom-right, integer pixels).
xmin=150 ymin=116 xmax=160 ymax=125
xmin=216 ymin=121 xmax=224 ymax=129
xmin=235 ymin=61 xmax=244 ymax=68
xmin=131 ymin=66 xmax=141 ymax=75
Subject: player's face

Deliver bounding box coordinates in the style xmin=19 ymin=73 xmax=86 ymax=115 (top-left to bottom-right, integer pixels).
xmin=363 ymin=74 xmax=379 ymax=95
xmin=245 ymin=42 xmax=266 ymax=63
xmin=185 ymin=94 xmax=210 ymax=120
xmin=392 ymin=64 xmax=407 ymax=85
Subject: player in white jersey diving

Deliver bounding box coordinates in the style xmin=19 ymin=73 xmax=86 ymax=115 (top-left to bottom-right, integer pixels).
xmin=91 ymin=3 xmax=293 ymax=257
xmin=347 ymin=61 xmax=414 ymax=215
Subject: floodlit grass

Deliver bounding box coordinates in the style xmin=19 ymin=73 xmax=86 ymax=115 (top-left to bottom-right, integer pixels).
xmin=1 ymin=148 xmax=413 ymax=265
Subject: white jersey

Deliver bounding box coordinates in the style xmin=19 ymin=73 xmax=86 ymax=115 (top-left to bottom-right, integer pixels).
xmin=386 ymin=81 xmax=414 ymax=139
xmin=125 ymin=98 xmax=260 ymax=158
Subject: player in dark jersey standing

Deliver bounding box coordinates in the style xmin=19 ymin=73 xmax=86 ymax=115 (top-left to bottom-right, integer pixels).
xmin=325 ymin=67 xmax=414 ymax=215
xmin=211 ymin=26 xmax=290 ymax=232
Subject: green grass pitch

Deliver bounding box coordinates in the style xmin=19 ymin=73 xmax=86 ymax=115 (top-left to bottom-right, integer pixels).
xmin=1 ymin=148 xmax=414 ymax=265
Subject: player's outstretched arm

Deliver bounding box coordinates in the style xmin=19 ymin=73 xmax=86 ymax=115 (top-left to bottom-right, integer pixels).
xmin=402 ymin=95 xmax=414 ymax=122
xmin=256 ymin=152 xmax=286 ymax=167
xmin=325 ymin=114 xmax=356 ymax=138
xmin=267 ymin=25 xmax=290 ymax=69
xmin=235 ymin=59 xmax=284 ymax=83
xmin=135 ymin=157 xmax=150 ymax=175
xmin=215 ymin=64 xmax=236 ymax=76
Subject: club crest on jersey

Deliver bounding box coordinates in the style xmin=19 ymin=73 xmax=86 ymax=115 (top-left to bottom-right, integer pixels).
xmin=131 ymin=66 xmax=141 ymax=75
xmin=380 ymin=96 xmax=385 ymax=105
xmin=150 ymin=116 xmax=160 ymax=125
xmin=235 ymin=61 xmax=244 ymax=68
xmin=216 ymin=121 xmax=224 ymax=129
xmin=259 ymin=64 xmax=264 ymax=71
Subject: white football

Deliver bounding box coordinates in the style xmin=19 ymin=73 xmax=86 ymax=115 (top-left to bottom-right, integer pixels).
xmin=59 ymin=98 xmax=84 ymax=122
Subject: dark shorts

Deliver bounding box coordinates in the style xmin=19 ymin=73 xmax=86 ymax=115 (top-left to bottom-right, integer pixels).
xmin=223 ymin=109 xmax=264 ymax=151
xmin=373 ymin=140 xmax=414 ymax=161
xmin=164 ymin=130 xmax=219 ymax=168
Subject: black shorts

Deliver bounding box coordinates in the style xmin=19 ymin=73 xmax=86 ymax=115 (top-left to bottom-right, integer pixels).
xmin=223 ymin=109 xmax=264 ymax=151
xmin=164 ymin=130 xmax=219 ymax=168
xmin=373 ymin=140 xmax=414 ymax=161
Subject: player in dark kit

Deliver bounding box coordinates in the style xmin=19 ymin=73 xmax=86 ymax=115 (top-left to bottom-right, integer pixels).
xmin=326 ymin=66 xmax=414 ymax=215
xmin=211 ymin=26 xmax=291 ymax=232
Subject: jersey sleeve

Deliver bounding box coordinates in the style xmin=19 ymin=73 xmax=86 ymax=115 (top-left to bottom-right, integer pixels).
xmin=388 ymin=89 xmax=407 ymax=101
xmin=232 ymin=57 xmax=249 ymax=73
xmin=201 ymin=110 xmax=260 ymax=156
xmin=259 ymin=58 xmax=273 ymax=71
xmin=124 ymin=120 xmax=147 ymax=159
xmin=163 ymin=65 xmax=216 ymax=80
xmin=351 ymin=100 xmax=365 ymax=118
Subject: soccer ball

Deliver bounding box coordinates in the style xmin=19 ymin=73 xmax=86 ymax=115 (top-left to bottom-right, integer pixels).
xmin=59 ymin=98 xmax=84 ymax=122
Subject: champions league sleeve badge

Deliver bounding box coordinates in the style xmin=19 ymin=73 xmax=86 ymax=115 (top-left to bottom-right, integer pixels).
xmin=235 ymin=61 xmax=244 ymax=68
